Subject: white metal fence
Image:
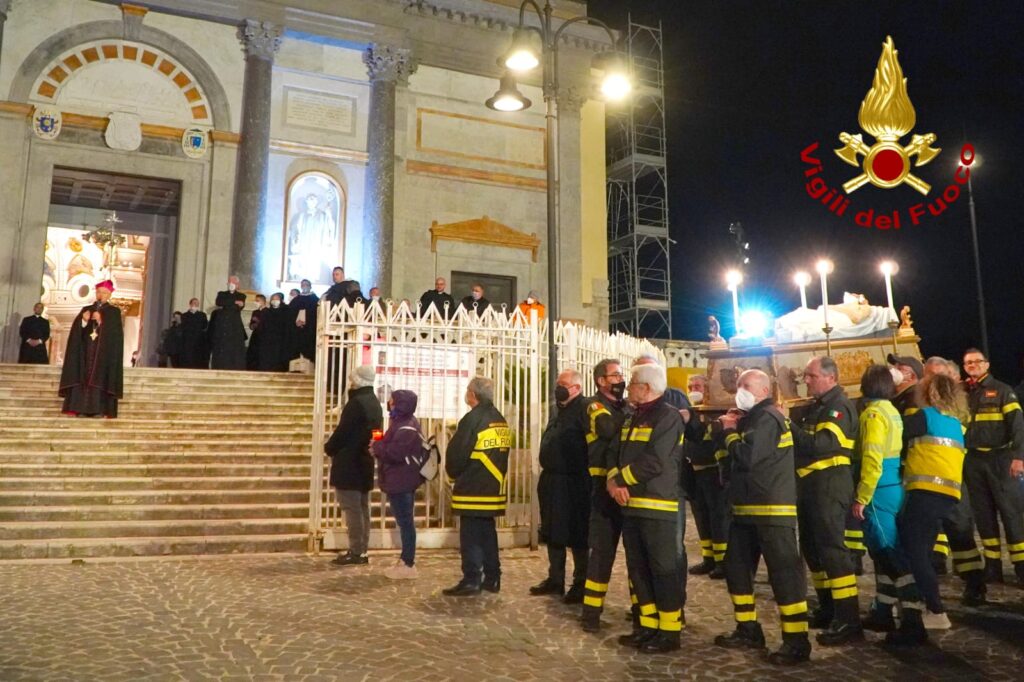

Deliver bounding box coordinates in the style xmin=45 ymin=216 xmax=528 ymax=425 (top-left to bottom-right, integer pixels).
xmin=307 ymin=300 xmax=663 ymax=553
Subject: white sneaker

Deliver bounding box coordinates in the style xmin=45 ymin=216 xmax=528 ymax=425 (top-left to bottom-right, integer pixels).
xmin=922 ymin=610 xmax=951 ymax=630
xmin=384 ymin=563 xmax=418 ymax=580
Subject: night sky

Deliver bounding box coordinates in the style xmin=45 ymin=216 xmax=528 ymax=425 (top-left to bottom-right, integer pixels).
xmin=587 ymin=0 xmax=1024 ymax=382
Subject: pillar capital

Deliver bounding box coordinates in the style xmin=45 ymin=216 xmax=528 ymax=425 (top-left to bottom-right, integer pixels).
xmin=363 ymin=44 xmax=417 ymax=85
xmin=0 ymin=1 xmax=11 ymax=19
xmin=557 ymin=86 xmax=587 ymax=117
xmin=239 ymin=19 xmax=282 ymax=61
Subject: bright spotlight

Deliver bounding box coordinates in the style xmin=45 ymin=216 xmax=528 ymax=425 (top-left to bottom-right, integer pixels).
xmin=793 ymin=271 xmax=812 ymax=287
xmin=815 ymin=259 xmax=834 ymax=275
xmin=725 ymin=269 xmax=743 ymax=290
xmin=879 ymin=260 xmax=899 ymax=276
xmin=741 ymin=310 xmax=769 ymax=337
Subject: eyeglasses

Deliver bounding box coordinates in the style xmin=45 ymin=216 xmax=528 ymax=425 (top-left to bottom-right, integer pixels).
xmin=963 ymin=360 xmax=988 ymax=366
xmin=603 ymin=372 xmax=624 ymax=379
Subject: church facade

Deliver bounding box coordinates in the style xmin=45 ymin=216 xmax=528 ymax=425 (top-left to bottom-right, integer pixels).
xmin=0 ymin=0 xmax=612 ymax=363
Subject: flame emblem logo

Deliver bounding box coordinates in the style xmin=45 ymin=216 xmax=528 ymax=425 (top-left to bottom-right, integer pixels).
xmin=835 ymin=37 xmax=940 ymax=195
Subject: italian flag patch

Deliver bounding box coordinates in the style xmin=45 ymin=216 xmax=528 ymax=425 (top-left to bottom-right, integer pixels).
xmin=828 ymin=410 xmax=843 ymax=419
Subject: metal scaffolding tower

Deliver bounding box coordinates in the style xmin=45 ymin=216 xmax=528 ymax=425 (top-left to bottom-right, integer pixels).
xmin=606 ymin=17 xmax=671 ymax=339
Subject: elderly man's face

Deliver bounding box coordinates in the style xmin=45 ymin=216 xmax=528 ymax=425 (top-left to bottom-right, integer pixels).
xmin=626 ymin=378 xmax=650 ymax=406
xmin=435 ymin=278 xmax=446 ymax=292
xmin=688 ymin=377 xmax=707 ymax=395
xmin=803 ymin=358 xmax=834 ymax=397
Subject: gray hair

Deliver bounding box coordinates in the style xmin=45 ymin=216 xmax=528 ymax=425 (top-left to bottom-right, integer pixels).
xmin=593 ymin=358 xmax=621 ymax=384
xmin=818 ymin=356 xmax=839 ymax=380
xmin=634 ymin=353 xmax=662 ymax=366
xmin=468 ymin=376 xmax=494 ymax=403
xmin=689 ymin=374 xmax=708 ymax=384
xmin=349 ymin=365 xmax=376 ymax=388
xmin=630 ymin=363 xmax=667 ymax=396
xmin=559 ymin=368 xmax=583 ymax=388
xmin=925 ymin=356 xmax=947 ymax=368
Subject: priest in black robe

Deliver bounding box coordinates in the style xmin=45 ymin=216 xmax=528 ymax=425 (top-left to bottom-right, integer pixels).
xmin=322 ymin=267 xmax=365 ymax=308
xmin=210 ymin=276 xmax=247 ymax=370
xmin=246 ymin=294 xmax=267 ymax=370
xmin=257 ymin=292 xmax=292 ymax=372
xmin=288 ymin=278 xmax=319 ymax=363
xmin=59 ymin=280 xmax=123 ymax=417
xmin=179 ymin=298 xmax=209 ymax=369
xmin=18 ymin=303 xmax=50 ymax=364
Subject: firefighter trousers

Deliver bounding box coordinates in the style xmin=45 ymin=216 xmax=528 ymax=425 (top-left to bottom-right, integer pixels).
xmin=623 ymin=515 xmax=683 ymax=633
xmin=725 ymin=521 xmax=809 ymax=645
xmin=582 ymin=493 xmax=624 ymax=615
xmin=690 ymin=468 xmax=730 ymax=565
xmin=964 ymin=451 xmax=1024 ymax=571
xmin=797 ymin=467 xmax=859 ymax=625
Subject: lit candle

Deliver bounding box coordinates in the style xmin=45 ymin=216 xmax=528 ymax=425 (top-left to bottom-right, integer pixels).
xmin=726 ymin=270 xmax=743 ymax=336
xmin=816 ymin=259 xmax=833 ymax=328
xmin=879 ymin=261 xmax=899 ymax=321
xmin=793 ymin=271 xmax=811 ymax=309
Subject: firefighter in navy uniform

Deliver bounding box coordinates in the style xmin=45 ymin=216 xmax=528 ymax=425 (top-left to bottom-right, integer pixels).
xmin=607 ymin=363 xmax=686 ymax=654
xmin=684 ymin=374 xmax=730 ymax=579
xmin=579 ymin=359 xmax=628 ymax=633
xmin=442 ymin=377 xmax=512 ymax=597
xmin=791 ymin=356 xmax=862 ymax=646
xmin=713 ymin=369 xmax=810 ymax=666
xmin=962 ymin=348 xmax=1024 ymax=586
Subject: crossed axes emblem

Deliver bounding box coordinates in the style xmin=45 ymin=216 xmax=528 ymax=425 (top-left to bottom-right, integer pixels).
xmin=835 ymin=131 xmax=941 ymax=195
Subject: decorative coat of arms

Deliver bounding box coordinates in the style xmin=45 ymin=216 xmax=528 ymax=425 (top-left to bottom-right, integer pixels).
xmin=32 ymin=107 xmax=62 ymax=140
xmin=104 ymin=111 xmax=143 ymax=151
xmin=181 ymin=127 xmax=208 ymax=159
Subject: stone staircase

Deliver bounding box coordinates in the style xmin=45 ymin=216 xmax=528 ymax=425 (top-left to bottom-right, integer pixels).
xmin=0 ymin=363 xmax=314 ymax=560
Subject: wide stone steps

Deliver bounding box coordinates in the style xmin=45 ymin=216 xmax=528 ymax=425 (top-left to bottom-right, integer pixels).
xmin=0 ymin=363 xmax=316 ymax=561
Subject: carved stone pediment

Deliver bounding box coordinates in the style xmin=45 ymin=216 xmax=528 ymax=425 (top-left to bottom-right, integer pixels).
xmin=429 ymin=215 xmax=540 ymax=262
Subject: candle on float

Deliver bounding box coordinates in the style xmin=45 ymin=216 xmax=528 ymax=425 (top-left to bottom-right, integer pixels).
xmin=880 ymin=261 xmax=899 ymax=321
xmin=725 ymin=270 xmax=743 ymax=335
xmin=793 ymin=271 xmax=811 ymax=309
xmin=816 ymin=260 xmax=833 ymax=328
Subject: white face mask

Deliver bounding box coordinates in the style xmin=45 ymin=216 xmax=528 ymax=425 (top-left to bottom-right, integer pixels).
xmin=472 ymin=291 xmax=482 ymax=301
xmin=270 ymin=299 xmax=281 ymax=308
xmin=526 ymin=297 xmax=536 ymax=305
xmin=890 ymin=367 xmax=904 ymax=385
xmin=688 ymin=391 xmax=704 ymax=405
xmin=301 ymin=287 xmax=310 ymax=295
xmin=228 ymin=283 xmax=236 ymax=292
xmin=735 ymin=387 xmax=757 ymax=411
xmin=189 ymin=305 xmax=198 ymax=312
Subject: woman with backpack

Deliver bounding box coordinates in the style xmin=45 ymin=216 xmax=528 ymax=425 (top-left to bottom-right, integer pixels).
xmin=373 ymin=389 xmax=425 ymax=579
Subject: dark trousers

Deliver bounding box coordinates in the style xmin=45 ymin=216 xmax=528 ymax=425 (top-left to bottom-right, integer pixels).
xmin=459 ymin=515 xmax=500 ymax=584
xmin=547 ymin=544 xmax=588 ymax=585
xmin=675 ymin=486 xmax=689 ymax=605
xmin=797 ymin=467 xmax=859 ymax=625
xmin=582 ymin=495 xmax=624 ymax=615
xmin=897 ymin=490 xmax=956 ymax=613
xmin=965 ymin=451 xmax=1024 ymax=569
xmin=942 ymin=485 xmax=985 ymax=578
xmin=623 ymin=515 xmax=683 ymax=633
xmin=388 ymin=492 xmax=416 ymax=567
xmin=725 ymin=521 xmax=809 ymax=644
xmin=690 ymin=468 xmax=730 ymax=564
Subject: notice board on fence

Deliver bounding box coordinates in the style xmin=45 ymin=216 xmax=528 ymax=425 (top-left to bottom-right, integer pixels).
xmin=372 ymin=344 xmax=476 ymax=419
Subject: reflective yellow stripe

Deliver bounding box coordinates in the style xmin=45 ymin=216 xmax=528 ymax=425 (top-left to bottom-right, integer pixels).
xmin=958 ymin=560 xmax=984 ymax=572
xmin=621 ymin=464 xmax=639 ymax=486
xmin=973 ymin=413 xmax=1005 ymax=422
xmin=733 ymin=504 xmax=797 ymax=516
xmin=638 ymin=615 xmax=659 ymax=629
xmin=451 ymin=503 xmax=506 ymax=511
xmin=952 ymin=549 xmax=980 ymax=559
xmin=781 ymin=621 xmax=809 ymax=633
xmin=725 ymin=432 xmax=741 ymax=447
xmin=699 ymin=539 xmax=712 ymax=548
xmin=777 ymin=431 xmax=794 ymax=448
xmin=607 ymin=467 xmax=620 ymax=479
xmin=830 ymin=575 xmax=857 ymax=588
xmin=731 ymin=594 xmax=754 ymax=605
xmin=832 ymin=586 xmax=858 ymax=599
xmin=627 ymin=426 xmax=653 ymax=442
xmin=845 ymin=530 xmax=864 ymax=538
xmin=982 ymin=548 xmax=1002 ymax=559
xmin=1010 ymin=552 xmax=1024 ymax=562
xmin=1004 ymin=401 xmax=1022 ymax=414
xmin=734 ymin=611 xmax=758 ymax=622
xmin=588 ymin=467 xmax=608 ymax=477
xmin=585 ymin=432 xmax=599 ymax=444
xmin=815 ymin=421 xmax=855 ymax=449
xmin=713 ymin=543 xmax=728 ymax=551
xmin=936 ymin=533 xmax=949 ymax=542
xmin=626 ymin=497 xmax=679 ymax=513
xmin=714 ymin=449 xmax=728 ymax=462
xmin=691 ymin=463 xmax=717 ymax=471
xmin=1008 ymin=542 xmax=1024 ymax=552
xmin=583 ymin=596 xmax=603 ymax=607
xmin=470 ymin=451 xmax=505 ymax=485
xmin=811 ymin=571 xmax=829 ymax=589
xmin=778 ymin=601 xmax=807 ymax=616
xmin=474 ymin=426 xmax=512 ymax=450
xmin=677 ymin=432 xmax=685 ymax=446
xmin=797 ymin=455 xmax=851 ymax=478
xmin=981 ymin=538 xmax=1001 ymax=546
xmin=659 ymin=610 xmax=683 ymax=632
xmin=933 ymin=544 xmax=950 ymax=555
xmin=585 ymin=579 xmax=608 ymax=592
xmin=845 ymin=542 xmax=867 ymax=551
xmin=639 ymin=603 xmax=657 ymax=616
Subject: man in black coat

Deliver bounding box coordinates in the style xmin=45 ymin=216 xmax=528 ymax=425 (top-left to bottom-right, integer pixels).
xmin=58 ymin=279 xmax=123 ymax=417
xmin=18 ymin=303 xmax=50 ymax=364
xmin=257 ymin=293 xmax=292 ymax=372
xmin=419 ymin=276 xmax=455 ymax=318
xmin=246 ymin=294 xmax=267 ymax=370
xmin=324 ymin=365 xmax=383 ymax=566
xmin=532 ymin=368 xmax=592 ymax=603
xmin=179 ymin=298 xmax=208 ymax=369
xmin=210 ymin=276 xmax=247 ymax=370
xmin=458 ymin=283 xmax=491 ymax=315
xmin=322 ymin=267 xmax=365 ymax=307
xmin=289 ymin=279 xmax=319 ymax=362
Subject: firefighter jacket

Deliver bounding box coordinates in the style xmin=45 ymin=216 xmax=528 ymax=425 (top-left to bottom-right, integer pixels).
xmin=584 ymin=392 xmax=625 ymax=480
xmin=684 ymin=417 xmax=719 ymax=470
xmin=446 ymin=400 xmax=511 ymax=517
xmin=723 ymin=398 xmax=797 ymax=526
xmin=904 ymin=406 xmax=966 ymax=500
xmin=792 ymin=384 xmax=859 ymax=479
xmin=854 ymin=399 xmax=903 ymax=505
xmin=965 ymin=374 xmax=1024 ymax=459
xmin=609 ymin=397 xmax=684 ymax=520
xmin=892 ymin=384 xmax=918 ymax=416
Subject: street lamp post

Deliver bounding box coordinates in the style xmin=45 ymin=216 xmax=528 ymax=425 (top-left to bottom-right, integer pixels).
xmin=486 ymin=1 xmax=628 ymax=404
xmin=966 ymin=171 xmax=989 ymax=358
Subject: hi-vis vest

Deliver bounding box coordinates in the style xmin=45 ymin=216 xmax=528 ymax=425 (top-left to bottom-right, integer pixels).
xmin=609 ymin=400 xmax=684 ymax=519
xmin=905 ymin=406 xmax=966 ymax=500
xmin=854 ymin=399 xmax=903 ymax=505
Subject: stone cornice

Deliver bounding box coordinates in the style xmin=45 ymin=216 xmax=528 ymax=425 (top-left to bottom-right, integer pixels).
xmin=363 ymin=44 xmax=417 ymax=85
xmin=239 ymin=19 xmax=283 ymax=61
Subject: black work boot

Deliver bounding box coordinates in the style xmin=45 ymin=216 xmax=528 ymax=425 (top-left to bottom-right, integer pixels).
xmin=984 ymin=559 xmax=1004 ymax=584
xmin=961 ymin=574 xmax=986 ymax=606
xmin=1015 ymin=563 xmax=1024 ymax=588
xmin=853 ymin=555 xmax=864 ymax=576
xmin=529 ymin=578 xmax=564 ymax=596
xmin=767 ymin=637 xmax=811 ymax=666
xmin=932 ymin=554 xmax=949 ymax=576
xmin=580 ymin=607 xmax=602 ymax=633
xmin=442 ymin=579 xmax=482 ymax=597
xmin=563 ymin=582 xmax=585 ymax=604
xmin=714 ymin=622 xmax=766 ymax=650
xmin=640 ymin=631 xmax=681 ymax=654
xmin=809 ymin=589 xmax=833 ymax=629
xmin=618 ymin=627 xmax=657 ymax=648
xmin=688 ymin=559 xmax=715 ymax=575
xmin=816 ymin=621 xmax=864 ymax=646
xmin=884 ymin=610 xmax=928 ymax=647
xmin=482 ymin=574 xmax=501 ymax=594
xmin=708 ymin=564 xmax=726 ymax=580
xmin=332 ymin=552 xmax=368 ymax=566
xmin=861 ymin=605 xmax=896 ymax=633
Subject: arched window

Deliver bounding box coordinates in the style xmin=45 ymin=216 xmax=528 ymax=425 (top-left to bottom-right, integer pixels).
xmin=282 ymin=172 xmax=346 ymax=286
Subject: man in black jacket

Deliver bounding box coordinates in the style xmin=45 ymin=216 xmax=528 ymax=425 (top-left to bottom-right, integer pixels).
xmin=458 ymin=283 xmax=491 ymax=315
xmin=532 ymin=369 xmax=591 ymax=603
xmin=443 ymin=377 xmax=511 ymax=596
xmin=325 ymin=365 xmax=383 ymax=566
xmin=713 ymin=369 xmax=810 ymax=666
xmin=18 ymin=303 xmax=50 ymax=364
xmin=179 ymin=298 xmax=208 ymax=369
xmin=210 ymin=276 xmax=247 ymax=370
xmin=420 ymin=277 xmax=455 ymax=318
xmin=684 ymin=374 xmax=729 ymax=580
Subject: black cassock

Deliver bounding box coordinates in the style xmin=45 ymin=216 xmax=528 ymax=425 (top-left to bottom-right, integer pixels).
xmin=179 ymin=310 xmax=208 ymax=368
xmin=257 ymin=305 xmax=293 ymax=372
xmin=246 ymin=307 xmax=265 ymax=370
xmin=59 ymin=302 xmax=124 ymax=417
xmin=537 ymin=395 xmax=592 ymax=548
xmin=209 ymin=290 xmax=247 ymax=370
xmin=18 ymin=314 xmax=50 ymax=364
xmin=288 ymin=292 xmax=319 ymax=362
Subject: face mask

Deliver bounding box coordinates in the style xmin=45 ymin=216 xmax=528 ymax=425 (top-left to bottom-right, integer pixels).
xmin=301 ymin=287 xmax=310 ymax=295
xmin=735 ymin=388 xmax=757 ymax=411
xmin=688 ymin=391 xmax=704 ymax=405
xmin=554 ymin=385 xmax=571 ymax=404
xmin=270 ymin=300 xmax=281 ymax=308
xmin=371 ymin=295 xmax=380 ymax=301
xmin=526 ymin=298 xmax=536 ymax=305
xmin=228 ymin=283 xmax=236 ymax=292
xmin=189 ymin=305 xmax=198 ymax=312
xmin=890 ymin=367 xmax=904 ymax=385
xmin=472 ymin=292 xmax=482 ymax=301
xmin=609 ymin=381 xmax=626 ymax=400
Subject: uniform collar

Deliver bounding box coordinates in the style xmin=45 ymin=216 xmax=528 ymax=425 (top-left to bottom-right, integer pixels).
xmin=814 ymin=384 xmax=843 ymax=404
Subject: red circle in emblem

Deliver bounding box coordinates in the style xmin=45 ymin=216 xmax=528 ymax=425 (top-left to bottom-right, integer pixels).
xmin=871 ymin=149 xmax=906 ymax=182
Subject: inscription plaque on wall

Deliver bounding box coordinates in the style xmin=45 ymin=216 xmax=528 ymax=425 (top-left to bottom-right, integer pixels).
xmin=283 ymin=87 xmax=356 ymax=134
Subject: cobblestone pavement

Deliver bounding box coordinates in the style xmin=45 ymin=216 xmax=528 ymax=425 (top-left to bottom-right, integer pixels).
xmin=3 ymin=530 xmax=1024 ymax=681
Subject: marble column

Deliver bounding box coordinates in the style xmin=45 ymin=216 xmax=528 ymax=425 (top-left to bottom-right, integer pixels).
xmin=230 ymin=19 xmax=281 ymax=292
xmin=557 ymin=86 xmax=586 ymax=322
xmin=361 ymin=44 xmax=415 ymax=294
